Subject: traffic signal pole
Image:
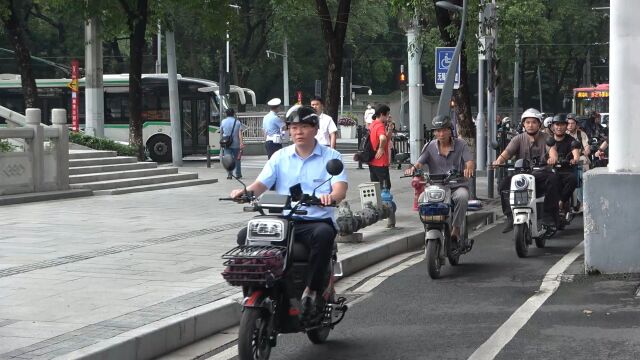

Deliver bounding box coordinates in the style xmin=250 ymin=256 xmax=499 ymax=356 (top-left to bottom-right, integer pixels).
xmin=407 ymin=16 xmax=423 ymax=164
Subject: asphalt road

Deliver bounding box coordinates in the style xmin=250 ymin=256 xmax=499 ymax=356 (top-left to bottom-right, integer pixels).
xmin=260 ymin=218 xmax=587 ymax=360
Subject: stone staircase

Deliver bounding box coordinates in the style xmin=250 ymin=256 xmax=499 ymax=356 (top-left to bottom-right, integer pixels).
xmin=69 ymin=150 xmax=217 ymax=195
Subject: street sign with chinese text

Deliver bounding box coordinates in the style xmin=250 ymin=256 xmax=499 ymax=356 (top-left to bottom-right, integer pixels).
xmin=70 ymin=59 xmax=80 ymax=132
xmin=435 ymin=47 xmax=460 ymax=90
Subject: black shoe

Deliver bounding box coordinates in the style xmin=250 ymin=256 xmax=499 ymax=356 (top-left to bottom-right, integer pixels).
xmin=226 ymin=175 xmax=232 ymax=180
xmin=502 ymin=218 xmax=514 ymax=233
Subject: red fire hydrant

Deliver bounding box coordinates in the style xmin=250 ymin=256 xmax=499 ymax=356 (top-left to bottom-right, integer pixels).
xmin=411 ymin=176 xmax=426 ymax=211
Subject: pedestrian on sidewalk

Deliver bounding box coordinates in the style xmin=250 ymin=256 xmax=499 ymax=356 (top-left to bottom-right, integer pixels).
xmin=311 ymin=96 xmax=337 ymax=148
xmin=368 ymin=104 xmax=393 ymax=189
xmin=220 ymin=108 xmax=244 ymax=179
xmin=263 ymin=98 xmax=285 ymax=159
xmin=364 ymin=104 xmax=375 ymax=130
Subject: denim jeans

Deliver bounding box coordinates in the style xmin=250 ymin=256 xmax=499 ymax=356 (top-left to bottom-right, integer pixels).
xmin=222 ymin=148 xmax=242 ymax=177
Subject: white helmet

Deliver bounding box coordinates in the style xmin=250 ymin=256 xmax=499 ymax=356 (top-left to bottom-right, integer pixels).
xmin=521 ymin=108 xmax=543 ymax=123
xmin=502 ymin=117 xmax=511 ymax=125
xmin=543 ymin=116 xmax=553 ymax=128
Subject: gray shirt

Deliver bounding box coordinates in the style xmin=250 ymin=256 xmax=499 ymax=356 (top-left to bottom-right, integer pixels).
xmin=417 ymin=138 xmax=472 ymax=187
xmin=504 ymin=132 xmax=549 ymax=163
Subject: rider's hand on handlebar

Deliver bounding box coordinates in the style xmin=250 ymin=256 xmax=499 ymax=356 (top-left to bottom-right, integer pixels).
xmin=230 ymin=188 xmax=245 ymax=199
xmin=404 ymin=165 xmax=416 ymax=176
xmin=464 ymin=167 xmax=474 ymax=178
xmin=318 ymin=193 xmax=335 ymax=206
xmin=570 ymin=158 xmax=577 ymax=165
xmin=547 ymin=154 xmax=558 ymax=166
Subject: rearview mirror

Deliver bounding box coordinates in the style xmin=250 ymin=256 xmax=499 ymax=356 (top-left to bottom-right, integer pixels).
xmin=221 ymin=154 xmax=236 ymax=171
xmin=326 ymin=159 xmax=344 ymax=176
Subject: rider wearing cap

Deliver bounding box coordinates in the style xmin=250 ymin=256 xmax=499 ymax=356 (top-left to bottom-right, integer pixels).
xmin=550 ymin=114 xmax=580 ymax=225
xmin=493 ymin=108 xmax=561 ymax=233
xmin=404 ymin=115 xmax=475 ymax=246
xmin=231 ymin=105 xmax=348 ymax=317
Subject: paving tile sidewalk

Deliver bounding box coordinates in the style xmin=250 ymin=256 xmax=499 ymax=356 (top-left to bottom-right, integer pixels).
xmin=0 ymin=160 xmax=498 ymax=359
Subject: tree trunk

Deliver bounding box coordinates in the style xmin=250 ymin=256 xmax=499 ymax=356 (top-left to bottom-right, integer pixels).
xmin=2 ymin=0 xmax=39 ymax=109
xmin=315 ymin=0 xmax=351 ymax=123
xmin=122 ymin=0 xmax=149 ymax=160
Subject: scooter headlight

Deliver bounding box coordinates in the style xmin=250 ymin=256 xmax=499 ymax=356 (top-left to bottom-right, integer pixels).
xmin=419 ymin=188 xmax=446 ymax=203
xmin=513 ymin=175 xmax=529 ymax=191
xmin=247 ymin=219 xmax=286 ymax=241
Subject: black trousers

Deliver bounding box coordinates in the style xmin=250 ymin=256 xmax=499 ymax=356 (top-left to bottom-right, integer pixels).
xmin=236 ymin=220 xmax=335 ymax=291
xmin=556 ymin=171 xmax=578 ymax=203
xmin=265 ymin=141 xmax=282 ymax=159
xmin=499 ymin=169 xmax=560 ymax=222
xmin=368 ymin=165 xmax=391 ymax=190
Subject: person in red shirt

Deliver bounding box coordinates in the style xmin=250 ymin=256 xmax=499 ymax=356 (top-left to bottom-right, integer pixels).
xmin=368 ymin=104 xmax=393 ymax=189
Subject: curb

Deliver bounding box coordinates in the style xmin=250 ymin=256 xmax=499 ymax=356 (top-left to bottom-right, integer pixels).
xmin=58 ymin=210 xmax=496 ymax=360
xmin=0 ymin=189 xmax=93 ymax=206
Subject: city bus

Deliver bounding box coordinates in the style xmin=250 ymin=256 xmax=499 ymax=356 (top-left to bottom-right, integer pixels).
xmin=0 ymin=73 xmax=256 ymax=161
xmin=572 ymin=83 xmax=609 ymax=117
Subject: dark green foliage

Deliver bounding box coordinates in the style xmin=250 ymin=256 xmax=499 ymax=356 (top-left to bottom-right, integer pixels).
xmin=0 ymin=140 xmax=15 ymax=152
xmin=68 ymin=131 xmax=137 ymax=156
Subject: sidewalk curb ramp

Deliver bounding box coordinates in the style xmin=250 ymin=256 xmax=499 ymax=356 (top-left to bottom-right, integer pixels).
xmin=57 ymin=210 xmax=496 ymax=360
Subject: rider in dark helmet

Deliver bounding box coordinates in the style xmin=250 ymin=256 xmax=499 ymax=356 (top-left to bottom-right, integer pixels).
xmin=231 ymin=104 xmax=348 ymax=318
xmin=550 ymin=114 xmax=580 ymax=227
xmin=492 ymin=108 xmax=562 ymax=233
xmin=404 ymin=115 xmax=475 ymax=247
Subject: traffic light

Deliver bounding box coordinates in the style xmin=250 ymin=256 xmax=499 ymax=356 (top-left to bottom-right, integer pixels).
xmin=399 ymin=64 xmax=407 ymax=90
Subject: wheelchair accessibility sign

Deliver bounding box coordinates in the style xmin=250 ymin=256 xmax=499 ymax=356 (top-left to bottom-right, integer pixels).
xmin=435 ymin=47 xmax=460 ymax=90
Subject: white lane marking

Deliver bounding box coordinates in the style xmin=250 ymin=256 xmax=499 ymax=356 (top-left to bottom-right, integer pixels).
xmin=352 ymin=255 xmax=424 ymax=293
xmin=208 ymin=345 xmax=238 ymax=360
xmin=468 ymin=240 xmax=585 ymax=360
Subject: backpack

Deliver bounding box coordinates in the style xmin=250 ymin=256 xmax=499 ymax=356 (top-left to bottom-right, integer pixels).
xmin=355 ymin=128 xmax=375 ymax=163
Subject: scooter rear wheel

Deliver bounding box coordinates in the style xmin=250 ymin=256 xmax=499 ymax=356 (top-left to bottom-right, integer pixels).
xmin=515 ymin=224 xmax=529 ymax=258
xmin=238 ymin=308 xmax=272 ymax=360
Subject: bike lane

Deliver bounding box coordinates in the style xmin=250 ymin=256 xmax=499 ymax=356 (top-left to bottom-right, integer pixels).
xmin=264 ymin=219 xmax=584 ymax=360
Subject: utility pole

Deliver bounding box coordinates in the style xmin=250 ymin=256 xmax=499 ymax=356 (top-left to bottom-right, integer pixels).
xmin=537 ymin=65 xmax=543 ymax=113
xmin=485 ymin=1 xmax=497 ymax=198
xmin=283 ymin=37 xmax=290 ymax=107
xmin=166 ymin=30 xmax=182 ymax=166
xmin=407 ymin=14 xmax=423 ymax=163
xmin=156 ymin=21 xmax=162 ymax=73
xmin=476 ymin=2 xmax=486 ymax=178
xmin=512 ymin=37 xmax=519 ymax=124
xmin=84 ymin=17 xmax=104 ymax=138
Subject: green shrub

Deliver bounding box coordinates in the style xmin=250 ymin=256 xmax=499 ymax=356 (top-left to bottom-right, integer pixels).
xmin=0 ymin=140 xmax=15 ymax=153
xmin=68 ymin=131 xmax=138 ymax=156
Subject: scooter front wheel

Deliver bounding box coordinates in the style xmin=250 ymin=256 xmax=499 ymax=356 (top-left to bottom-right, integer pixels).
xmin=238 ymin=308 xmax=272 ymax=360
xmin=426 ymin=239 xmax=442 ymax=279
xmin=514 ymin=223 xmax=529 ymax=258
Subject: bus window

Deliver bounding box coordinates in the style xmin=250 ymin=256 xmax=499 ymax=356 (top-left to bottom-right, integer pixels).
xmin=105 ymin=95 xmax=128 ymax=124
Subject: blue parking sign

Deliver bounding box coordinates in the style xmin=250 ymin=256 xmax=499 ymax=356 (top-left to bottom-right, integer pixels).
xmin=435 ymin=47 xmax=460 ymax=90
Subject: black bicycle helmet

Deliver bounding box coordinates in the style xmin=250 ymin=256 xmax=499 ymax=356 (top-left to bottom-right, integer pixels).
xmin=285 ymin=105 xmax=319 ymax=126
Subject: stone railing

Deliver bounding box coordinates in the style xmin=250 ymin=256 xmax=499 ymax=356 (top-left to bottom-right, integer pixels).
xmin=0 ymin=107 xmax=69 ymax=195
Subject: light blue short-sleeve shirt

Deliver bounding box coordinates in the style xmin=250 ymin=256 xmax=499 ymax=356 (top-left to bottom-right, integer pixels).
xmin=220 ymin=117 xmax=243 ymax=149
xmin=256 ymin=142 xmax=348 ymax=225
xmin=262 ymin=111 xmax=284 ymax=136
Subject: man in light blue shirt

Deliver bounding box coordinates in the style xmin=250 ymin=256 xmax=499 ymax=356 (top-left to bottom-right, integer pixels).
xmin=262 ymin=98 xmax=285 ymax=159
xmin=220 ymin=108 xmax=244 ymax=179
xmin=231 ymin=105 xmax=348 ymax=316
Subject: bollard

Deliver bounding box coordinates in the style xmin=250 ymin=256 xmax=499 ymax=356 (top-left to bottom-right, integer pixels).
xmin=51 ymin=109 xmax=69 ymax=190
xmin=25 ymin=108 xmax=44 ymax=192
xmin=206 ymin=146 xmax=211 ymax=168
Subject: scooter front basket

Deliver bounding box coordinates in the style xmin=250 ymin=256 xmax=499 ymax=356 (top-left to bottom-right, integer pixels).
xmin=221 ymin=245 xmax=286 ymax=287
